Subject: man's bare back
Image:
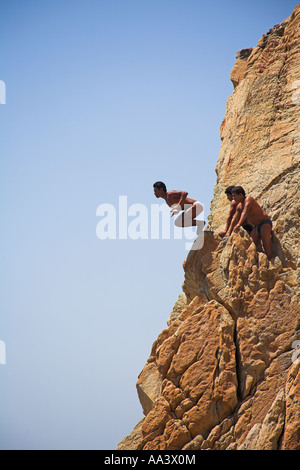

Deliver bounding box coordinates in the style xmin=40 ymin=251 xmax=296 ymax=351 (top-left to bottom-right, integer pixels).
xmin=166 ymin=190 xmax=196 ymax=209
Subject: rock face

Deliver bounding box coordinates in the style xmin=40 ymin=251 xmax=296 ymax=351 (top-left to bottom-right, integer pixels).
xmin=117 ymin=6 xmax=300 ymax=451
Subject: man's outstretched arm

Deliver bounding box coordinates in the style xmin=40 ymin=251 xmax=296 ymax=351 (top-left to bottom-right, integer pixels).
xmin=234 ymin=198 xmax=252 ymax=231
xmin=227 ymin=209 xmax=241 ymax=235
xmin=170 ymin=191 xmax=188 ymax=216
xmin=178 ymin=191 xmax=188 ymax=207
xmin=220 ymin=202 xmax=237 ymax=236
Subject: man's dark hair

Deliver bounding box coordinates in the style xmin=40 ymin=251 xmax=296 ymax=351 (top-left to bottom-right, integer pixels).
xmin=232 ymin=186 xmax=246 ymax=197
xmin=153 ymin=181 xmax=167 ymax=193
xmin=225 ymin=185 xmax=236 ymax=195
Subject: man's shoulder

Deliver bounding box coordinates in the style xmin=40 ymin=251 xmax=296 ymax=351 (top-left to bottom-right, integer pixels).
xmin=245 ymin=195 xmax=256 ymax=204
xmin=167 ymin=190 xmax=179 ymax=195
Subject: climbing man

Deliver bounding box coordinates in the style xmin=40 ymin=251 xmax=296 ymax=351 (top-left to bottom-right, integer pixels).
xmin=219 ymin=186 xmax=254 ymax=238
xmin=219 ymin=186 xmax=238 ymax=238
xmin=231 ymin=186 xmax=273 ymax=260
xmin=153 ymin=181 xmax=204 ymax=231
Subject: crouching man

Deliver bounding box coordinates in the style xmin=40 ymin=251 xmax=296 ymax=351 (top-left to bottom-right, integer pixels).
xmin=230 ymin=186 xmax=273 ymax=260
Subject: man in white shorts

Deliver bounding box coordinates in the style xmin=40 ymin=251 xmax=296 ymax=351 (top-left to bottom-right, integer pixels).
xmin=153 ymin=181 xmax=204 ymax=232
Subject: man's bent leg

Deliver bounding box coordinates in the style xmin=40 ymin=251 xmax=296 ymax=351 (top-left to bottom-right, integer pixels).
xmin=250 ymin=227 xmax=260 ymax=245
xmin=175 ymin=202 xmax=203 ymax=227
xmin=260 ymin=223 xmax=273 ymax=260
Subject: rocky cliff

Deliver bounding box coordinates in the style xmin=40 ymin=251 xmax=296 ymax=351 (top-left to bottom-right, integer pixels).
xmin=118 ymin=5 xmax=300 ymax=451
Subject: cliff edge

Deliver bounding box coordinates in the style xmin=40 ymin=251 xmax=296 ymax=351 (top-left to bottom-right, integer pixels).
xmin=118 ymin=5 xmax=300 ymax=450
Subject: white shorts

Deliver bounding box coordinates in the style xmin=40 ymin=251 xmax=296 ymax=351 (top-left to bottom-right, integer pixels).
xmin=174 ymin=201 xmax=204 ymax=227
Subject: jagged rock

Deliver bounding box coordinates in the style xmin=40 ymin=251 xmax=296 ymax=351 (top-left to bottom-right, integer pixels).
xmin=230 ymin=48 xmax=253 ymax=88
xmin=117 ymin=419 xmax=144 ymax=450
xmin=136 ymin=362 xmax=162 ymax=415
xmin=167 ymin=293 xmax=188 ymax=325
xmin=117 ymin=5 xmax=300 ymax=451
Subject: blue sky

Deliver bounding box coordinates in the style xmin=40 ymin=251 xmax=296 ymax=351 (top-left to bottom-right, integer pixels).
xmin=0 ymin=0 xmax=298 ymax=450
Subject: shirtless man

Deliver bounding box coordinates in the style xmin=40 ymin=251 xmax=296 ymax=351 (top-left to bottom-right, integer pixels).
xmin=219 ymin=186 xmax=253 ymax=238
xmin=230 ymin=186 xmax=273 ymax=260
xmin=219 ymin=186 xmax=238 ymax=237
xmin=153 ymin=181 xmax=203 ymax=229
